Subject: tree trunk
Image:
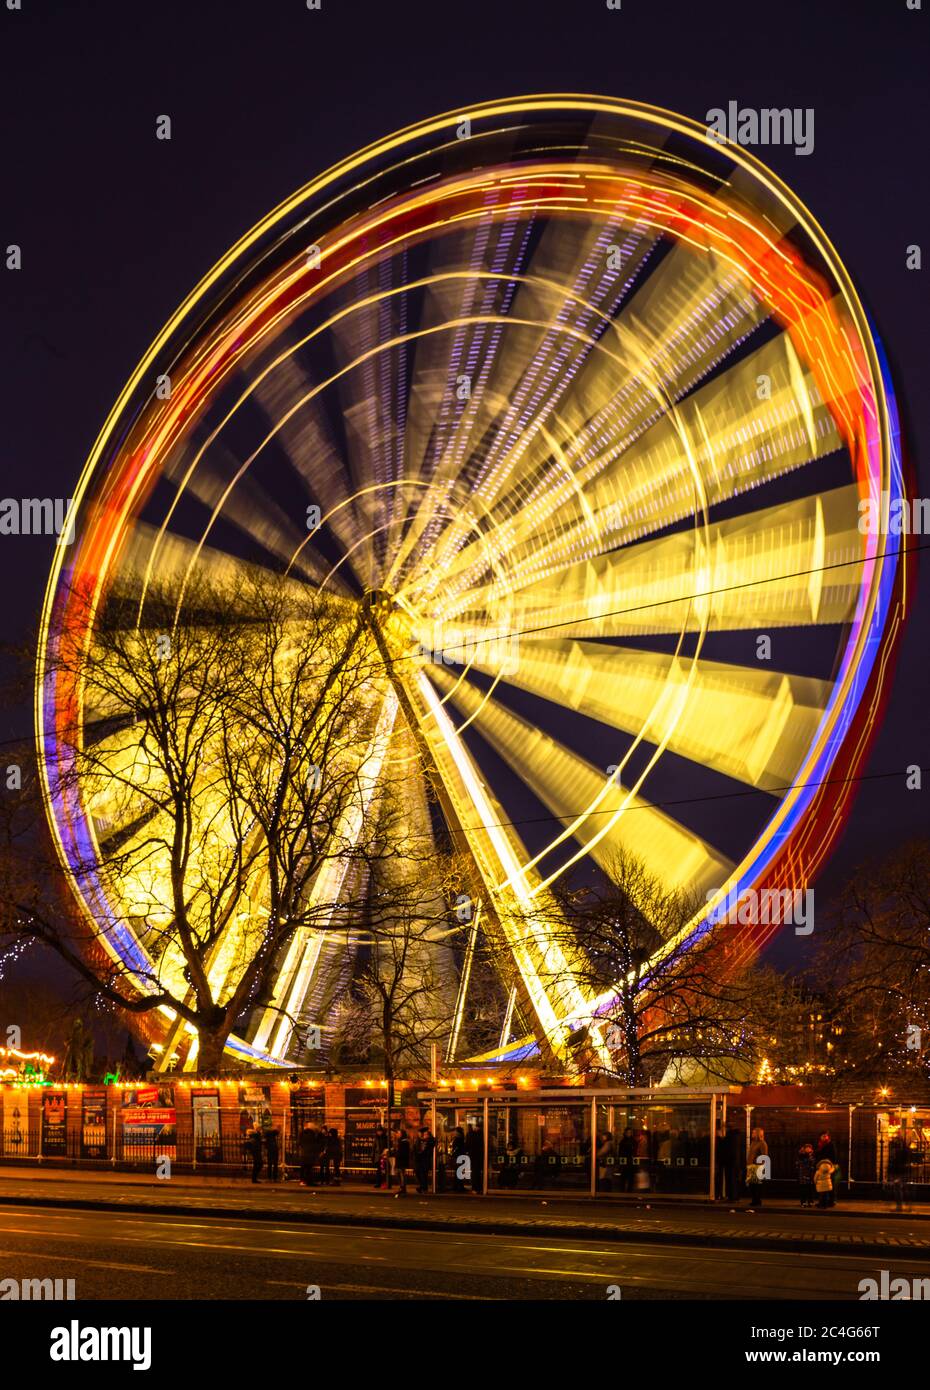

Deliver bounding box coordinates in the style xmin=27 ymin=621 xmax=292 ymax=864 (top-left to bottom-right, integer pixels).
xmin=196 ymin=1030 xmax=230 ymax=1076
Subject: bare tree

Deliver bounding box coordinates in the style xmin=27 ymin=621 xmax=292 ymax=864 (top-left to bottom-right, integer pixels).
xmin=0 ymin=573 xmax=422 ymax=1073
xmin=538 ymin=849 xmax=775 ymax=1086
xmin=810 ymin=839 xmax=930 ymax=1087
xmin=327 ymin=851 xmax=462 ymax=1107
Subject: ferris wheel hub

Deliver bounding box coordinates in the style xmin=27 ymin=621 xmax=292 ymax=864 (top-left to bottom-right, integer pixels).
xmin=360 ymin=589 xmax=395 ymax=621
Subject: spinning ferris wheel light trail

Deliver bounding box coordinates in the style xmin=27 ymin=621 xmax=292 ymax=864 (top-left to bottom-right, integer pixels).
xmin=35 ymin=96 xmax=907 ymax=1072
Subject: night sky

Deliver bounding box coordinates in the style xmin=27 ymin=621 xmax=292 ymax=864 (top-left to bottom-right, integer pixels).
xmin=1 ymin=0 xmax=927 ymax=984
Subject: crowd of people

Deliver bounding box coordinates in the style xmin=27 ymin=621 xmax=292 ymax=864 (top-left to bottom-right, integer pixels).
xmin=243 ymin=1108 xmax=281 ymax=1184
xmin=279 ymin=1121 xmax=482 ymax=1195
xmin=297 ymin=1124 xmax=343 ymax=1186
xmin=244 ymin=1117 xmax=344 ymax=1186
xmin=240 ymin=1114 xmax=912 ymax=1210
xmin=735 ymin=1126 xmax=842 ymax=1210
xmin=369 ymin=1124 xmax=439 ymax=1194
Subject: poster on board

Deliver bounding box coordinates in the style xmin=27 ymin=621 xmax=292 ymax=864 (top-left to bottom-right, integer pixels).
xmin=42 ymin=1089 xmax=68 ymax=1155
xmin=121 ymin=1085 xmax=176 ymax=1159
xmin=2 ymin=1087 xmax=34 ymax=1156
xmin=81 ymin=1088 xmax=107 ymax=1159
xmin=192 ymin=1088 xmax=221 ymax=1162
xmin=237 ymin=1084 xmax=272 ymax=1136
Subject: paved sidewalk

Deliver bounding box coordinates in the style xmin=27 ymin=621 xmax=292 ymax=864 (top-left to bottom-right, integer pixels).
xmin=1 ymin=1165 xmax=928 ymax=1258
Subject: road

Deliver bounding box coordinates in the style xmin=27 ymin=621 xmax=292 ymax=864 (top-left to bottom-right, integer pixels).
xmin=1 ymin=1202 xmax=928 ymax=1301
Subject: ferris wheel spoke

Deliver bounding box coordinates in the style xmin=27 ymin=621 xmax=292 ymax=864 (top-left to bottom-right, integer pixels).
xmin=401 ymin=229 xmax=772 ymax=601
xmin=455 ymin=638 xmax=830 ymax=793
xmin=412 ymin=324 xmax=838 ymax=614
xmin=328 ymin=276 xmax=412 ymax=591
xmin=386 ymin=209 xmax=662 ymax=593
xmin=251 ymin=344 xmax=382 ymax=584
xmin=430 ymin=665 xmax=734 ymax=904
xmin=166 ymin=438 xmax=347 ymax=593
xmin=435 ymin=214 xmax=651 ymax=491
xmin=452 ymin=483 xmax=864 ymax=644
xmin=392 ymin=204 xmax=610 ymax=486
xmin=384 ymin=268 xmax=533 ymax=590
xmin=382 ymin=661 xmax=599 ymax=1060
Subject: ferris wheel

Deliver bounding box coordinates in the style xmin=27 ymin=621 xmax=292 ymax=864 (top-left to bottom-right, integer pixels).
xmin=36 ymin=97 xmax=907 ymax=1071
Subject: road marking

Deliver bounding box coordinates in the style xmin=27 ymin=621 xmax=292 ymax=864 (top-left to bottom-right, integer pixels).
xmin=264 ymin=1279 xmax=501 ymax=1299
xmin=0 ymin=1247 xmax=166 ymax=1274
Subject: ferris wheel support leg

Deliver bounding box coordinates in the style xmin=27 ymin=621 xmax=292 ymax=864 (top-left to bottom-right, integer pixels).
xmin=361 ymin=602 xmax=562 ymax=1071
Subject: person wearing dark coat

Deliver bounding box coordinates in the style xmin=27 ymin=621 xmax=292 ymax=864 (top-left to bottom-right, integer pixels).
xmin=390 ymin=1127 xmax=411 ymax=1195
xmin=464 ymin=1125 xmax=484 ymax=1195
xmin=321 ymin=1128 xmax=342 ymax=1185
xmin=299 ymin=1123 xmax=324 ymax=1186
xmin=498 ymin=1139 xmax=524 ymax=1189
xmin=713 ymin=1123 xmax=728 ymax=1199
xmin=888 ymin=1133 xmax=910 ymax=1210
xmin=372 ymin=1127 xmax=389 ymax=1188
xmin=533 ymin=1138 xmax=561 ymax=1189
xmin=264 ymin=1125 xmax=280 ymax=1182
xmin=617 ymin=1127 xmax=635 ymax=1193
xmin=413 ymin=1126 xmax=436 ymax=1193
xmin=796 ymin=1143 xmax=815 ymax=1206
xmin=245 ymin=1125 xmax=264 ymax=1183
xmin=816 ymin=1132 xmax=838 ymax=1163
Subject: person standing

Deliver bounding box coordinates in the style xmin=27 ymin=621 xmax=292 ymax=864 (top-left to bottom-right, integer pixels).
xmin=815 ymin=1131 xmax=837 ymax=1163
xmin=390 ymin=1126 xmax=411 ymax=1196
xmin=413 ymin=1126 xmax=436 ymax=1193
xmin=246 ymin=1125 xmax=264 ymax=1184
xmin=499 ymin=1137 xmax=524 ymax=1189
xmin=323 ymin=1128 xmax=342 ymax=1186
xmin=264 ymin=1124 xmax=280 ymax=1182
xmin=465 ymin=1123 xmax=484 ymax=1195
xmin=451 ymin=1126 xmax=467 ymax=1192
xmin=596 ymin=1131 xmax=614 ymax=1192
xmin=299 ymin=1123 xmax=321 ymax=1187
xmin=796 ymin=1142 xmax=815 ymax=1207
xmin=888 ymin=1131 xmax=909 ymax=1211
xmin=714 ymin=1122 xmax=728 ymax=1200
xmin=533 ymin=1137 xmax=561 ymax=1189
xmin=815 ymin=1132 xmax=838 ymax=1206
xmin=746 ymin=1127 xmax=768 ymax=1209
xmin=372 ymin=1126 xmax=389 ymax=1188
xmin=617 ymin=1127 xmax=635 ymax=1193
xmin=814 ymin=1156 xmax=837 ymax=1208
xmin=309 ymin=1125 xmax=325 ymax=1185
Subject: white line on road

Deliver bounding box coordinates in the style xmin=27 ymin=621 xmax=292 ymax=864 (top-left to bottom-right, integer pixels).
xmin=264 ymin=1279 xmax=501 ymax=1300
xmin=0 ymin=1246 xmax=168 ymax=1275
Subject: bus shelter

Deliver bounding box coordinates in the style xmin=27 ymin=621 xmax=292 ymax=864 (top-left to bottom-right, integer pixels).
xmin=418 ymin=1086 xmax=731 ymax=1198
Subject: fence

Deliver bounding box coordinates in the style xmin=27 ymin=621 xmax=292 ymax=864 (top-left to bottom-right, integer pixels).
xmin=732 ymin=1105 xmax=930 ymax=1193
xmin=0 ymin=1105 xmax=422 ymax=1182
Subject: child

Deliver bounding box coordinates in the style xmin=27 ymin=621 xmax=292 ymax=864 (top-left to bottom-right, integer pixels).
xmin=797 ymin=1143 xmax=815 ymax=1206
xmin=814 ymin=1156 xmax=836 ymax=1208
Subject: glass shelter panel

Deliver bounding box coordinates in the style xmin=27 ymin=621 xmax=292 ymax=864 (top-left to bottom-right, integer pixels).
xmin=593 ymin=1102 xmax=712 ymax=1196
xmin=488 ymin=1101 xmax=593 ymax=1192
